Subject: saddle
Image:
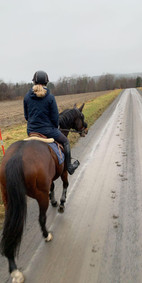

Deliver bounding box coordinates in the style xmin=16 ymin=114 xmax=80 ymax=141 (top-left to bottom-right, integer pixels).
xmin=24 ymin=132 xmax=64 ymax=164
xmin=24 ymin=132 xmax=54 ymax=143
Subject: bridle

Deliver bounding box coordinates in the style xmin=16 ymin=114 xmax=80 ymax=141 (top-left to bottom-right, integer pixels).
xmin=59 ymin=108 xmax=88 ymax=135
xmin=59 ymin=127 xmax=87 ymax=135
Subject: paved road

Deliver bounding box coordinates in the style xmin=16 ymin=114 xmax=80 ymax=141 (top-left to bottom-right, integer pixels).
xmin=1 ymin=88 xmax=142 ymax=283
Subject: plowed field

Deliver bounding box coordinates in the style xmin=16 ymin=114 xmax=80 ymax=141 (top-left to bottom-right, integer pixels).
xmin=0 ymin=91 xmax=109 ymax=129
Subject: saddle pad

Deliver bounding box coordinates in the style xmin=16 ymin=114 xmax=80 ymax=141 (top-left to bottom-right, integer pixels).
xmin=24 ymin=137 xmax=54 ymax=143
xmin=48 ymin=143 xmax=64 ymax=165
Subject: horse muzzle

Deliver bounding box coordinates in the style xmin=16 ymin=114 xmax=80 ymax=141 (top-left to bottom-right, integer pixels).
xmin=80 ymin=127 xmax=88 ymax=137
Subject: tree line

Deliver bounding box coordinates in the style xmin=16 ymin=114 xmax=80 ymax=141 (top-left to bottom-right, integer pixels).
xmin=0 ymin=80 xmax=32 ymax=101
xmin=0 ymin=74 xmax=142 ymax=101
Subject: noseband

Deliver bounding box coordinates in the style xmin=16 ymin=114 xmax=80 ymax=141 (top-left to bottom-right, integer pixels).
xmin=59 ymin=127 xmax=86 ymax=135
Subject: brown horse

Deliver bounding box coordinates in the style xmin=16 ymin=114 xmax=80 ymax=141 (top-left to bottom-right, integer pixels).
xmin=0 ymin=103 xmax=87 ymax=283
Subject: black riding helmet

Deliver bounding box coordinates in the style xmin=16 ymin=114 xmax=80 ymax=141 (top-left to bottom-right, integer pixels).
xmin=32 ymin=70 xmax=49 ymax=85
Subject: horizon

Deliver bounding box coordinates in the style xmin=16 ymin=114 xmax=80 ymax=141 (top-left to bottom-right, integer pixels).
xmin=0 ymin=71 xmax=142 ymax=85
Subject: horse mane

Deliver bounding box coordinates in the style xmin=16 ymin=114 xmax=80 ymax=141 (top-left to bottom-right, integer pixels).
xmin=59 ymin=108 xmax=79 ymax=129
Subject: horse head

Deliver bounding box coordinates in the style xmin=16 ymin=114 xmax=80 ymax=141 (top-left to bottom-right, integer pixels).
xmin=73 ymin=103 xmax=88 ymax=137
xmin=59 ymin=103 xmax=88 ymax=137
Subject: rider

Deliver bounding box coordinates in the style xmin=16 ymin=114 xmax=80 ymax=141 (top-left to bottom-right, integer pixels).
xmin=24 ymin=70 xmax=80 ymax=175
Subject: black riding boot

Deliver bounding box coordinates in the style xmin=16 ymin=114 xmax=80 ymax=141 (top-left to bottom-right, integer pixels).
xmin=64 ymin=142 xmax=80 ymax=175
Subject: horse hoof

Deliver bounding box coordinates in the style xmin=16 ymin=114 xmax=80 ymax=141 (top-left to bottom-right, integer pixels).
xmin=51 ymin=201 xmax=58 ymax=207
xmin=11 ymin=269 xmax=24 ymax=283
xmin=58 ymin=205 xmax=65 ymax=213
xmin=45 ymin=232 xmax=53 ymax=242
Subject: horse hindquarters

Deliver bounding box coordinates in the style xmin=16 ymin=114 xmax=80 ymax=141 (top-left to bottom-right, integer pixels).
xmin=0 ymin=154 xmax=27 ymax=282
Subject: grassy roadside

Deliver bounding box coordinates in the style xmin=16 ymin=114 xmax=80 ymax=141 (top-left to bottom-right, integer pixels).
xmin=68 ymin=89 xmax=122 ymax=145
xmin=0 ymin=89 xmax=121 ymax=221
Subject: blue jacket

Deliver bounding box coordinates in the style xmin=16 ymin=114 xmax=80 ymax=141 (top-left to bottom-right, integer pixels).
xmin=24 ymin=87 xmax=59 ymax=137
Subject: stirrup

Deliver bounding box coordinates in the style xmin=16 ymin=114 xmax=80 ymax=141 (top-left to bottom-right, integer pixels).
xmin=68 ymin=160 xmax=80 ymax=175
xmin=73 ymin=160 xmax=80 ymax=167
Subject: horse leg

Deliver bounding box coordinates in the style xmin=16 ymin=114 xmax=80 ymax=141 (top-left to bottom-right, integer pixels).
xmin=9 ymin=258 xmax=24 ymax=283
xmin=37 ymin=193 xmax=53 ymax=242
xmin=58 ymin=170 xmax=69 ymax=213
xmin=49 ymin=182 xmax=58 ymax=207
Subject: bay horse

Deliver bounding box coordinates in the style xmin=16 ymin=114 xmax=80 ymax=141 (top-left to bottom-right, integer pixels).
xmin=0 ymin=103 xmax=87 ymax=283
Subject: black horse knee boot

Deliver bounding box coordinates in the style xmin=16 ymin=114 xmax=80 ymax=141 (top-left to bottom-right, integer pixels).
xmin=64 ymin=142 xmax=80 ymax=175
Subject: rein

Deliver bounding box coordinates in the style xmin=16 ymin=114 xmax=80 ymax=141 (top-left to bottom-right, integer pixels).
xmin=60 ymin=128 xmax=85 ymax=134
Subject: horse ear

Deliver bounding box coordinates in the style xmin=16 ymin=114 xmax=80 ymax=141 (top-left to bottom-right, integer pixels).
xmin=74 ymin=103 xmax=77 ymax=108
xmin=78 ymin=103 xmax=85 ymax=112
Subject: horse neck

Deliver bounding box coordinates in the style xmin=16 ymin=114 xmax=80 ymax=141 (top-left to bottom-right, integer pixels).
xmin=59 ymin=109 xmax=76 ymax=131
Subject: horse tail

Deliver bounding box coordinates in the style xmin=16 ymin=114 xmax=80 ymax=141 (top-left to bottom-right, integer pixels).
xmin=1 ymin=153 xmax=27 ymax=259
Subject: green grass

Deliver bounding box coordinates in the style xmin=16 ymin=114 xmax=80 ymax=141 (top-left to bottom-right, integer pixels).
xmin=0 ymin=89 xmax=121 ymax=212
xmin=84 ymin=89 xmax=121 ymax=126
xmin=68 ymin=89 xmax=121 ymax=145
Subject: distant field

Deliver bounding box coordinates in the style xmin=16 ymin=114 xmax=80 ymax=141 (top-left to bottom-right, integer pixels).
xmin=0 ymin=90 xmax=110 ymax=130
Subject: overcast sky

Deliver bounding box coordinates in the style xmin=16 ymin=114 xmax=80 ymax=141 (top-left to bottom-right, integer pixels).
xmin=0 ymin=0 xmax=142 ymax=83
